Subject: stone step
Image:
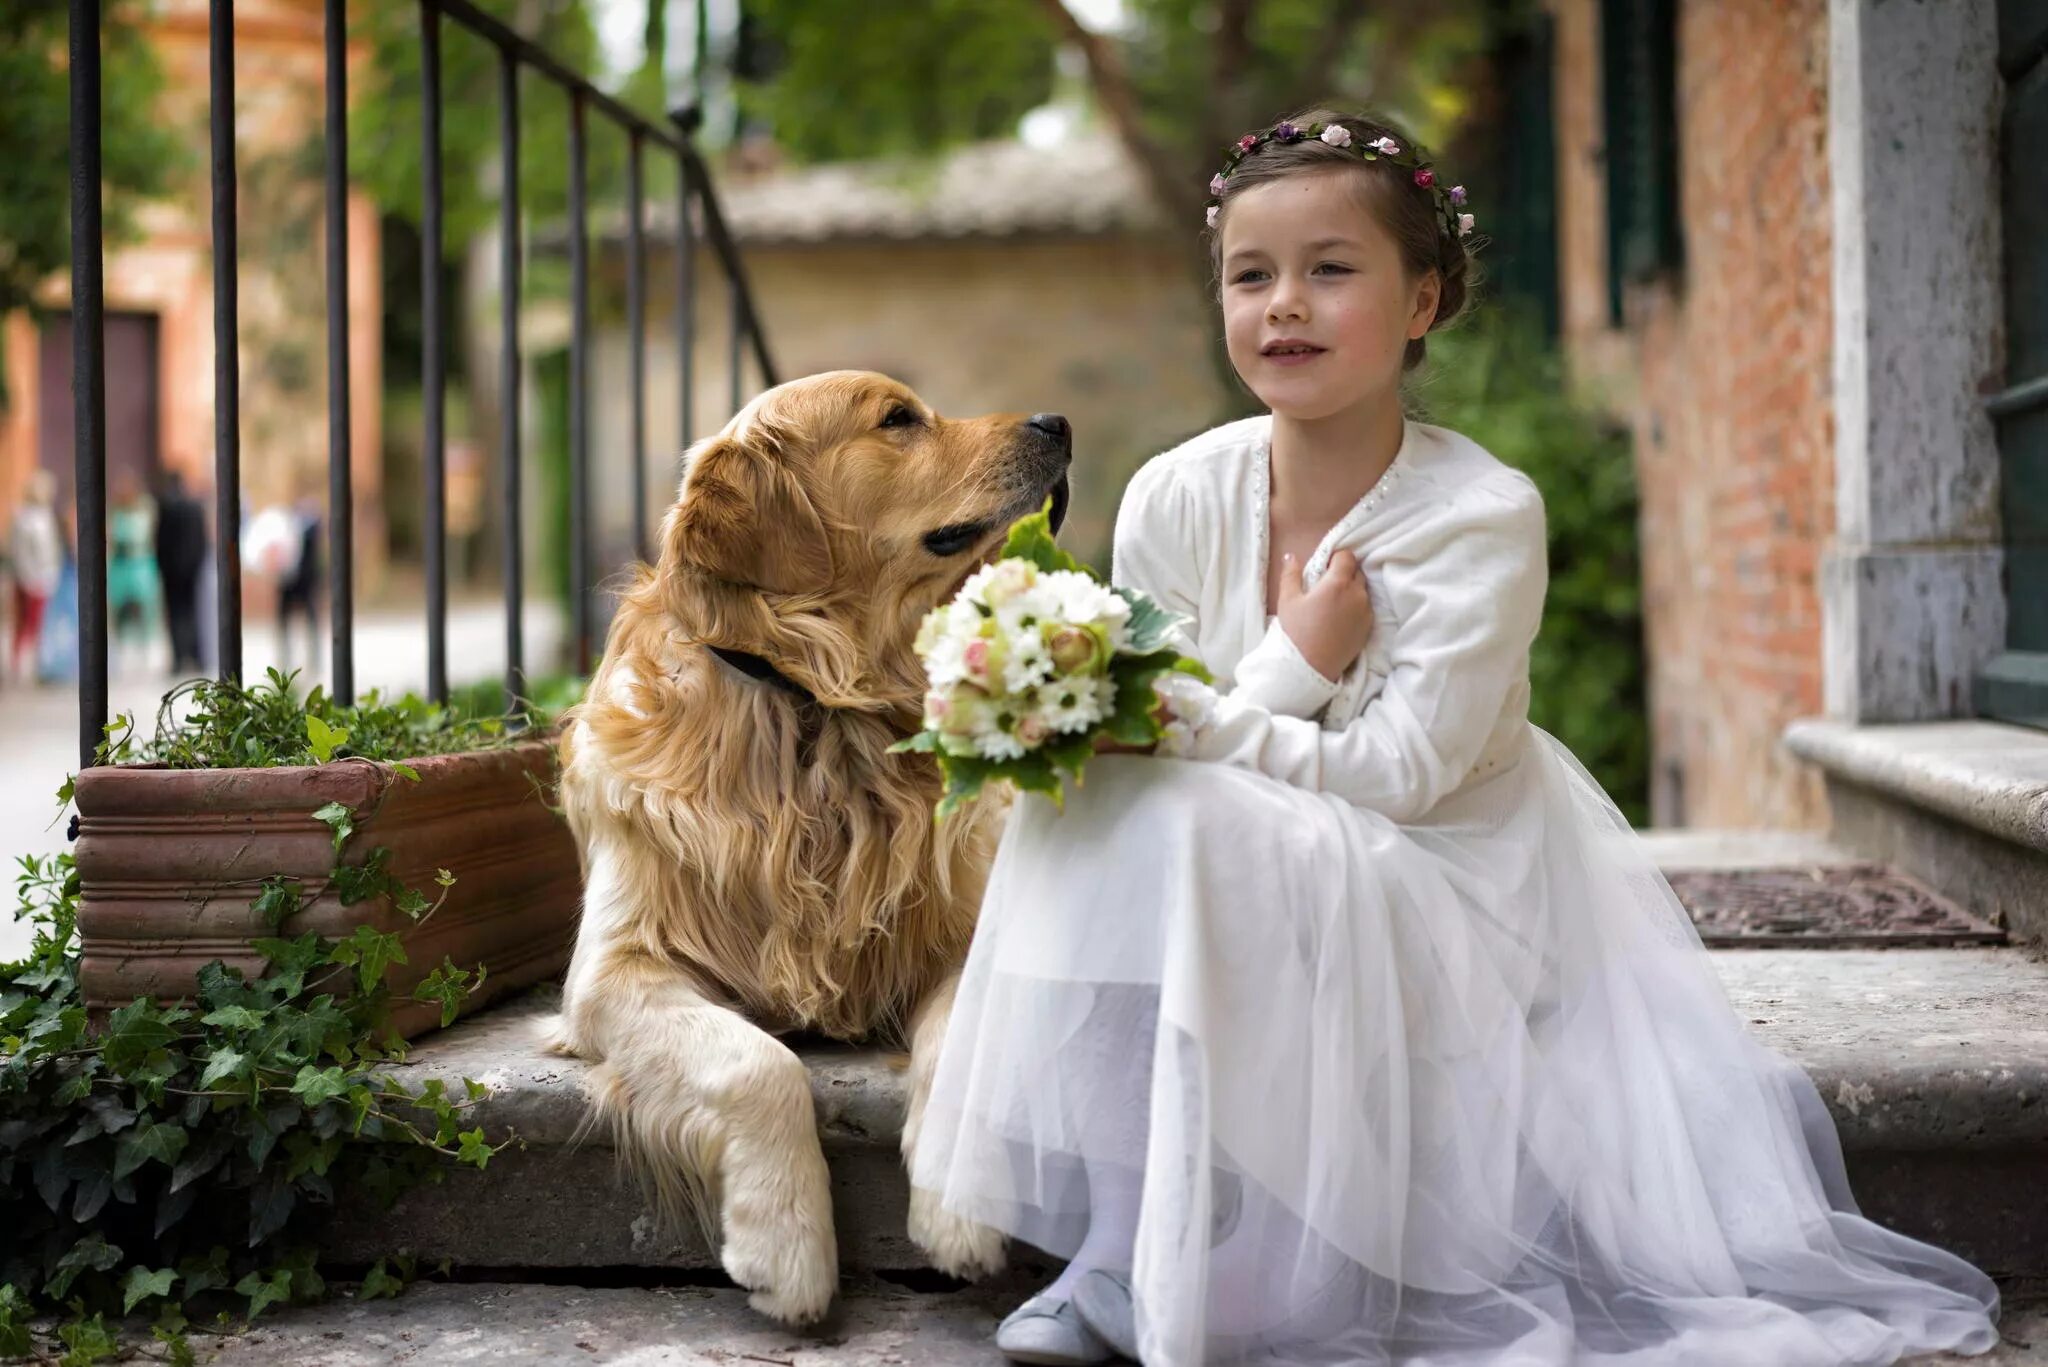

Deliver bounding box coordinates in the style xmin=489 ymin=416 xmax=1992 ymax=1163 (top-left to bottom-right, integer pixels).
xmin=318 ymin=947 xmax=2048 ymax=1281
xmin=201 ymin=1277 xmax=2048 ymax=1366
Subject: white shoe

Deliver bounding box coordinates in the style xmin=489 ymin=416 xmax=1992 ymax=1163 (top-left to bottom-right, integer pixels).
xmin=1070 ymin=1269 xmax=1139 ymax=1360
xmin=996 ymin=1293 xmax=1119 ymax=1365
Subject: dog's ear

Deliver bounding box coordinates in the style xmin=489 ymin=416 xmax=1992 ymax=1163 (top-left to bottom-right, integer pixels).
xmin=668 ymin=435 xmax=834 ymax=594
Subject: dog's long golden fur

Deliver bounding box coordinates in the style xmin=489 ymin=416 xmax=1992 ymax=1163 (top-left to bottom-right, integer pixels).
xmin=543 ymin=371 xmax=1071 ymax=1322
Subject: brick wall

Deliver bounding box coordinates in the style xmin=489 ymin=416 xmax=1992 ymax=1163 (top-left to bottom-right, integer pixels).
xmin=1553 ymin=0 xmax=1834 ymax=829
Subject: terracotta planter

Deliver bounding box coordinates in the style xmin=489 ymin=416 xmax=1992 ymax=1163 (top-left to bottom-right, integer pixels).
xmin=72 ymin=741 xmax=578 ymax=1038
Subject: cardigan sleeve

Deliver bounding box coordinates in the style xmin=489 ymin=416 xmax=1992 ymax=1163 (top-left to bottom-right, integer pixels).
xmin=1110 ymin=459 xmax=1340 ymax=720
xmin=1178 ymin=474 xmax=1547 ymax=821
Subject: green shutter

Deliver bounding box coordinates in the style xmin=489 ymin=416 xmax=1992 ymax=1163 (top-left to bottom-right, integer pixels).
xmin=1978 ymin=0 xmax=2048 ymax=723
xmin=1600 ymin=0 xmax=1682 ymax=325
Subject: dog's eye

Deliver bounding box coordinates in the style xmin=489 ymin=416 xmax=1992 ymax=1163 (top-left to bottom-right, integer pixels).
xmin=922 ymin=523 xmax=984 ymax=558
xmin=880 ymin=405 xmax=921 ymax=430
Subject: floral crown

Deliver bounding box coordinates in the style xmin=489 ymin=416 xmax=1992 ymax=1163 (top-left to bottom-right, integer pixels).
xmin=1204 ymin=119 xmax=1474 ymax=243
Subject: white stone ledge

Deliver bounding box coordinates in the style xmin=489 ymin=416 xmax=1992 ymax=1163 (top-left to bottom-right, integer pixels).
xmin=1785 ymin=718 xmax=2048 ymax=854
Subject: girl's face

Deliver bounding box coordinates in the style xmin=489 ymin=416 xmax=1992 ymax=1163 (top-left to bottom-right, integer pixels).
xmin=1218 ymin=170 xmax=1441 ymax=423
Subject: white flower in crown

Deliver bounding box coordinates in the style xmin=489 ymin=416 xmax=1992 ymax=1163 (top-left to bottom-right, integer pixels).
xmin=1369 ymin=136 xmax=1400 ymax=155
xmin=1205 ymin=205 xmax=1219 ymax=228
xmin=1318 ymin=125 xmax=1353 ymax=148
xmin=1458 ymin=212 xmax=1476 ymax=237
xmin=1208 ymin=173 xmax=1227 ymax=196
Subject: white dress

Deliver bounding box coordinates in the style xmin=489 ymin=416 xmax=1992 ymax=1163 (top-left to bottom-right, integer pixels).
xmin=910 ymin=417 xmax=2000 ymax=1367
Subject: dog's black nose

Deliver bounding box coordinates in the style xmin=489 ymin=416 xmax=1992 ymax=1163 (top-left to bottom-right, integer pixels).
xmin=1027 ymin=413 xmax=1072 ymax=448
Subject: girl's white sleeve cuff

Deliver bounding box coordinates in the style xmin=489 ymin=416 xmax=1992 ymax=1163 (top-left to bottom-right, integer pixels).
xmin=1228 ymin=619 xmax=1342 ymax=719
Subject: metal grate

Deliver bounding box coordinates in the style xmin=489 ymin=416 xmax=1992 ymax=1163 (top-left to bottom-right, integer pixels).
xmin=1669 ymin=865 xmax=2008 ymax=948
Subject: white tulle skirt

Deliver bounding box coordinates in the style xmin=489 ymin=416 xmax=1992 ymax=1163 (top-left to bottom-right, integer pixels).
xmin=909 ymin=732 xmax=1999 ymax=1366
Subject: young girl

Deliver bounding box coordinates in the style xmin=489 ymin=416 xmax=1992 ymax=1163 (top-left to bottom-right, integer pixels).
xmin=908 ymin=110 xmax=2000 ymax=1367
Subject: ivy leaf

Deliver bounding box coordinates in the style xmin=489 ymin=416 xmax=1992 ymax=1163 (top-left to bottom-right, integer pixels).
xmin=56 ymin=1313 xmax=117 ymax=1365
xmin=357 ymin=1258 xmax=406 ymax=1300
xmin=250 ymin=877 xmax=304 ymax=930
xmin=114 ymin=1118 xmax=191 ymax=1180
xmin=251 ymin=931 xmax=327 ymax=998
xmin=394 ymin=887 xmax=430 ymax=920
xmin=412 ymin=959 xmax=477 ymax=1028
xmin=170 ymin=1130 xmax=238 ymax=1194
xmin=329 ymin=926 xmax=408 ymax=994
xmin=247 ymin=1173 xmax=297 ymax=1245
xmin=176 ymin=1247 xmax=231 ymax=1299
xmin=121 ymin=1265 xmax=178 ymax=1314
xmin=332 ymin=846 xmax=398 ymax=907
xmin=456 ymin=1127 xmax=493 ymax=1168
xmin=0 ymin=1285 xmax=29 ymax=1357
xmin=235 ymin=1267 xmax=293 ymax=1321
xmin=312 ymin=800 xmax=354 ymax=855
xmin=46 ymin=1232 xmax=123 ymax=1299
xmin=198 ymin=1045 xmax=251 ymax=1092
xmin=100 ymin=1000 xmax=178 ymax=1073
xmin=306 ymin=715 xmax=350 ymax=764
xmin=201 ymin=1005 xmax=265 ymax=1032
xmin=389 ymin=761 xmax=421 ymax=783
xmin=152 ymin=1324 xmax=197 ymax=1367
xmin=291 ymin=1064 xmax=349 ymax=1107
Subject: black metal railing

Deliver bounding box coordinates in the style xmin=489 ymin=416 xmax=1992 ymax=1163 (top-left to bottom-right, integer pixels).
xmin=65 ymin=0 xmax=779 ymax=766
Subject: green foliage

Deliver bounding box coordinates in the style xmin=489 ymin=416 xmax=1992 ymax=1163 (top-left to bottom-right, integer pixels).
xmin=100 ymin=668 xmax=520 ymax=772
xmin=3 ymin=687 xmax=520 ymax=1357
xmin=348 ymin=0 xmax=631 ymax=253
xmin=739 ymin=0 xmax=1057 ymax=163
xmin=1413 ymin=308 xmax=1649 ymax=821
xmin=0 ymin=2 xmax=188 ymax=405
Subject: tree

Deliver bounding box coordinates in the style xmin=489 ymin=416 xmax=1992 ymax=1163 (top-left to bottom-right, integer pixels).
xmin=737 ymin=0 xmax=1506 ymax=228
xmin=0 ymin=1 xmax=186 ymax=404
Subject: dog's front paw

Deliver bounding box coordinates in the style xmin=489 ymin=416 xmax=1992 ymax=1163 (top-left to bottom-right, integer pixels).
xmin=907 ymin=1184 xmax=1006 ymax=1281
xmin=720 ymin=1152 xmax=838 ymax=1324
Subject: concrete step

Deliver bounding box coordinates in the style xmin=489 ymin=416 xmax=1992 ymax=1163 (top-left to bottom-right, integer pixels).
xmin=201 ymin=1278 xmax=2048 ymax=1366
xmin=318 ymin=947 xmax=2048 ymax=1282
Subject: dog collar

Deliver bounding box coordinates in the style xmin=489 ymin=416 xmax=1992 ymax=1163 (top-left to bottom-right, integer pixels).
xmin=707 ymin=645 xmax=819 ymax=706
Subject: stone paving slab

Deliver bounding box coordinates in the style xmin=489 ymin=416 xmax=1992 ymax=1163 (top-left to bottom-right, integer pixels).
xmin=198 ymin=1279 xmax=2048 ymax=1366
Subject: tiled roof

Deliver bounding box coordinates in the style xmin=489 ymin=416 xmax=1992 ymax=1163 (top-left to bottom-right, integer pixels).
xmin=646 ymin=133 xmax=1160 ymax=245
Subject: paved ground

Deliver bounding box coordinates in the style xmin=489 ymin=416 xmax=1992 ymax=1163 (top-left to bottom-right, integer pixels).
xmin=0 ymin=598 xmax=565 ymax=961
xmin=192 ymin=1278 xmax=2048 ymax=1365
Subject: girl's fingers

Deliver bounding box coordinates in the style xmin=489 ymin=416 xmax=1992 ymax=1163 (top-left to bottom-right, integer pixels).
xmin=1277 ymin=553 xmax=1305 ymax=605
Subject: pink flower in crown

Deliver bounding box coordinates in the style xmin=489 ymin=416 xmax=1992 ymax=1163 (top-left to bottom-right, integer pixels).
xmin=1449 ymin=184 xmax=1468 ymax=206
xmin=1209 ymin=172 xmax=1227 ymax=196
xmin=1205 ymin=205 xmax=1220 ymax=229
xmin=1413 ymin=168 xmax=1435 ymax=188
xmin=1369 ymin=136 xmax=1400 ymax=155
xmin=1458 ymin=213 xmax=1476 ymax=237
xmin=1319 ymin=125 xmax=1353 ymax=148
xmin=1237 ymin=134 xmax=1259 ymax=152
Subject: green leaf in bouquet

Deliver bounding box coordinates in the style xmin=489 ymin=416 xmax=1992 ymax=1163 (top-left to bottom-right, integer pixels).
xmin=999 ymin=501 xmax=1088 ymax=576
xmin=1116 ymin=586 xmax=1187 ymax=655
xmin=1042 ymin=733 xmax=1095 ymax=782
xmin=1005 ymin=754 xmax=1066 ymax=808
xmin=888 ymin=730 xmax=943 ymax=755
xmin=934 ymin=753 xmax=1001 ymax=821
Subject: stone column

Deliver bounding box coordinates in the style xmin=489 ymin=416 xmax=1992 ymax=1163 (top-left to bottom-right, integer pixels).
xmin=1823 ymin=0 xmax=2005 ymax=721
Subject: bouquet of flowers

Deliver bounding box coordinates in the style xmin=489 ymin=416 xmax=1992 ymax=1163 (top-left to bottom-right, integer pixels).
xmin=893 ymin=503 xmax=1212 ymax=818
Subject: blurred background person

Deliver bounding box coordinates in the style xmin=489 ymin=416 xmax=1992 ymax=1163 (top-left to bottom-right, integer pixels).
xmin=107 ymin=474 xmax=161 ymax=677
xmin=7 ymin=471 xmax=63 ymax=687
xmin=153 ymin=468 xmax=207 ymax=677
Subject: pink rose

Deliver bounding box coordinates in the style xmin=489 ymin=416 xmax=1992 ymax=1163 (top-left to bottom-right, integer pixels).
xmin=1413 ymin=168 xmax=1435 ymax=188
xmin=1237 ymin=134 xmax=1259 ymax=152
xmin=963 ymin=639 xmax=991 ymax=685
xmin=1016 ymin=715 xmax=1051 ymax=747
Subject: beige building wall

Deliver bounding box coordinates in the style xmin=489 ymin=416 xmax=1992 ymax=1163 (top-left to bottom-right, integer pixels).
xmin=583 ymin=234 xmax=1228 ymax=577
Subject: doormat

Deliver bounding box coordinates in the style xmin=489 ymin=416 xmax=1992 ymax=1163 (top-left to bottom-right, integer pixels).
xmin=1667 ymin=865 xmax=2008 ymax=948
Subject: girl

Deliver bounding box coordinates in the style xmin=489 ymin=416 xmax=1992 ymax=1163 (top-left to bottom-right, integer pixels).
xmin=909 ymin=110 xmax=2000 ymax=1367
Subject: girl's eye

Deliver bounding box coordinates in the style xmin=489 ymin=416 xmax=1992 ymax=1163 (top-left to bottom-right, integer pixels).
xmin=880 ymin=405 xmax=921 ymax=429
xmin=1314 ymin=262 xmax=1354 ymax=275
xmin=1230 ymin=269 xmax=1269 ymax=286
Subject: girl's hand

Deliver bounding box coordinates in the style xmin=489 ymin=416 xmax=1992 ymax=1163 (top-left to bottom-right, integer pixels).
xmin=1276 ymin=550 xmax=1373 ymax=683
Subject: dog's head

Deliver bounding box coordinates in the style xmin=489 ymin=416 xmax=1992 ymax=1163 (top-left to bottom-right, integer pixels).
xmin=657 ymin=371 xmax=1072 ymax=682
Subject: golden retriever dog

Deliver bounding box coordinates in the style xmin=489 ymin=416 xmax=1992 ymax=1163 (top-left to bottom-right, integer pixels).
xmin=543 ymin=371 xmax=1072 ymax=1323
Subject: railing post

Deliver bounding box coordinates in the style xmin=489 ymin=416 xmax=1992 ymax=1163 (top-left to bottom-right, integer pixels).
xmin=499 ymin=44 xmax=525 ymax=705
xmin=210 ymin=0 xmax=242 ymax=684
xmin=627 ymin=131 xmax=649 ymax=563
xmin=672 ymin=109 xmax=698 ymax=471
xmin=324 ymin=0 xmax=354 ymax=703
xmin=568 ymin=90 xmax=592 ymax=676
xmin=69 ymin=0 xmax=107 ymax=768
xmin=420 ymin=0 xmax=448 ymax=703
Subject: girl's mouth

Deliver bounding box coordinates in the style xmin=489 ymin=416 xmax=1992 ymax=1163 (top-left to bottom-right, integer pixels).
xmin=1262 ymin=342 xmax=1326 ymax=366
